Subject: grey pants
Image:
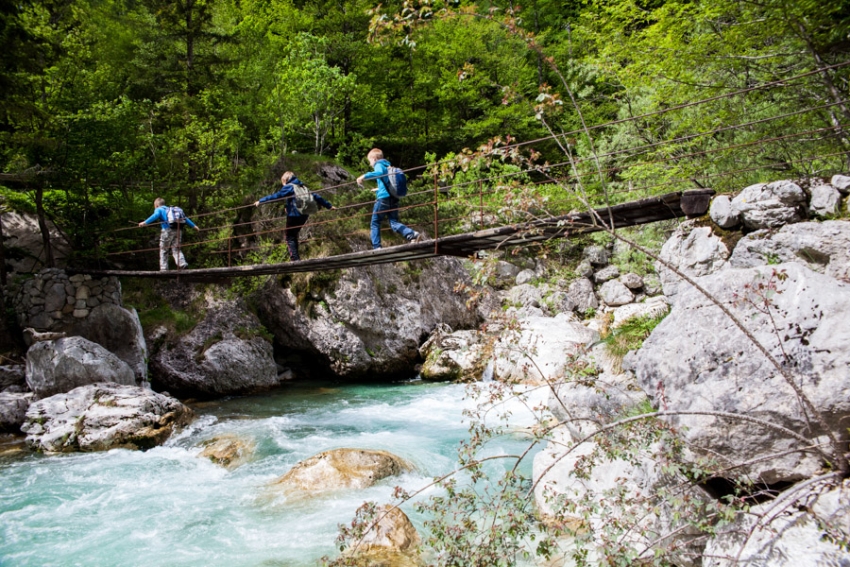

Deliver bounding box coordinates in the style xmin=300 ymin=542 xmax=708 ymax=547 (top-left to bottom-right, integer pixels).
xmin=160 ymin=228 xmax=188 ymax=270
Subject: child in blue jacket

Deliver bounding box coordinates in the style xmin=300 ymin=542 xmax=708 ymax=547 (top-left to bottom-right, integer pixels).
xmin=138 ymin=198 xmax=199 ymax=271
xmin=356 ymin=148 xmax=421 ymax=249
xmin=254 ymin=171 xmax=335 ymax=261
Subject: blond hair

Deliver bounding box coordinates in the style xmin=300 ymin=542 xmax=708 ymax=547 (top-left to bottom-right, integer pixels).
xmin=366 ymin=148 xmax=384 ymax=162
xmin=281 ymin=171 xmax=295 ymax=184
xmin=154 ymin=197 xmax=166 ymax=208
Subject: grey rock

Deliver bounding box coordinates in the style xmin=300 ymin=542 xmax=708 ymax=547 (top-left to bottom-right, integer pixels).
xmin=26 ymin=336 xmax=136 ymax=398
xmin=625 ymin=263 xmax=850 ymax=484
xmin=419 ymin=329 xmax=485 ymax=382
xmin=71 ymin=303 xmax=148 ymax=385
xmin=0 ymin=392 xmax=33 ymax=432
xmin=598 ymin=280 xmax=634 ymax=306
xmin=269 ymin=448 xmax=412 ymax=494
xmin=611 ymin=297 xmax=669 ymax=328
xmin=43 ymin=283 xmax=67 ymax=312
xmin=642 ymin=274 xmax=662 ymax=296
xmin=704 ymin=478 xmax=850 ymax=567
xmin=583 ymin=245 xmax=609 ymax=266
xmin=0 ymin=365 xmax=26 ymax=391
xmin=656 ymin=223 xmax=729 ymax=300
xmin=729 ymin=220 xmax=850 ymax=283
xmin=619 ymin=272 xmax=643 ymax=289
xmin=492 ymin=261 xmax=522 ymax=288
xmin=22 ymin=383 xmax=193 ymax=452
xmin=831 ymin=174 xmax=850 ymax=194
xmin=515 ymin=269 xmax=536 ymax=285
xmin=150 ymin=299 xmax=279 ymax=397
xmin=254 ymin=257 xmax=479 ymax=378
xmin=568 ymin=277 xmax=599 ymax=312
xmin=1 ymin=212 xmax=71 ymax=274
xmin=575 ymin=259 xmax=594 ymax=278
xmin=593 ymin=265 xmax=620 ymax=283
xmin=709 ymin=194 xmax=741 ymax=229
xmin=731 ymin=180 xmax=807 ymax=229
xmin=809 ymin=184 xmax=842 ymax=217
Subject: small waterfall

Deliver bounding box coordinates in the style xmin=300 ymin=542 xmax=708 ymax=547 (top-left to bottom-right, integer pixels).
xmin=481 ymin=361 xmax=494 ymax=382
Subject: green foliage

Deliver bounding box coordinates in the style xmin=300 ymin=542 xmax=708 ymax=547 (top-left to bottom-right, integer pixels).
xmin=602 ymin=312 xmax=667 ymax=360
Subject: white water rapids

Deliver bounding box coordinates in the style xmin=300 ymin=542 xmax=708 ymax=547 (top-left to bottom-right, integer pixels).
xmin=0 ymin=380 xmax=547 ymax=566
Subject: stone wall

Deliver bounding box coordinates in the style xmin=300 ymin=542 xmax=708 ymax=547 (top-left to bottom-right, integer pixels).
xmin=14 ymin=268 xmax=123 ymax=331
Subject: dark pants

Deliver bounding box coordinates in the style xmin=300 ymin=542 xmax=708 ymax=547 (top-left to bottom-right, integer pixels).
xmin=285 ymin=214 xmax=309 ymax=261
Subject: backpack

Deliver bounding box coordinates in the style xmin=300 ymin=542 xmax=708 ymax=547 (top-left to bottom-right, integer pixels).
xmin=166 ymin=206 xmax=187 ymax=229
xmin=385 ymin=166 xmax=408 ymax=198
xmin=292 ymin=183 xmax=318 ymax=215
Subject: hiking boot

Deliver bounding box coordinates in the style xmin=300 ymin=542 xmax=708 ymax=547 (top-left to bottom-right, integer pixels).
xmin=409 ymin=230 xmax=428 ymax=243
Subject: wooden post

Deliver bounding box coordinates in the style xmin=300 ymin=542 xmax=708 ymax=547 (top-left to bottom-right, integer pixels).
xmin=433 ymin=174 xmax=439 ymax=255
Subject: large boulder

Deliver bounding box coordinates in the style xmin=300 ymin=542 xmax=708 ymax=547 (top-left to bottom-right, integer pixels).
xmin=149 ymin=298 xmax=280 ymax=397
xmin=71 ymin=303 xmax=148 ymax=384
xmin=625 ymin=263 xmax=850 ymax=484
xmin=21 ymin=383 xmax=193 ymax=452
xmin=270 ymin=448 xmax=412 ymax=494
xmin=254 ymin=258 xmax=479 ymax=378
xmin=656 ymin=223 xmax=729 ymax=300
xmin=729 ymin=220 xmax=850 ymax=283
xmin=419 ymin=329 xmax=486 ymax=382
xmin=0 ymin=391 xmax=33 ymax=432
xmin=730 ymin=180 xmax=807 ymax=229
xmin=26 ymin=336 xmax=136 ymax=398
xmin=14 ymin=269 xmax=146 ymax=384
xmin=597 ymin=280 xmax=634 ymax=306
xmin=703 ymin=478 xmax=850 ymax=566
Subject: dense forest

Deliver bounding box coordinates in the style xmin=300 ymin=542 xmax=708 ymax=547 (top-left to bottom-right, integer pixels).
xmin=1 ymin=0 xmax=849 ymax=268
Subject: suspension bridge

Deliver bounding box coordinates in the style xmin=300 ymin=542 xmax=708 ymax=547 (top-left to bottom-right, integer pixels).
xmin=76 ymin=189 xmax=714 ymax=281
xmin=65 ymin=62 xmax=847 ymax=281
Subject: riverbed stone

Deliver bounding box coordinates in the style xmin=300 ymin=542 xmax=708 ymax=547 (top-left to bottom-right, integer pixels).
xmin=270 ymin=448 xmax=412 ymax=494
xmin=26 ymin=336 xmax=136 ymax=398
xmin=197 ymin=434 xmax=256 ymax=470
xmin=343 ymin=504 xmax=421 ymax=567
xmin=22 ymin=383 xmax=193 ymax=452
xmin=419 ymin=329 xmax=486 ymax=382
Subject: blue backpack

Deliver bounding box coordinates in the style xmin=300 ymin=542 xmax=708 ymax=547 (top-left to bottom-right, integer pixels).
xmin=166 ymin=206 xmax=187 ymax=228
xmin=385 ymin=166 xmax=408 ymax=198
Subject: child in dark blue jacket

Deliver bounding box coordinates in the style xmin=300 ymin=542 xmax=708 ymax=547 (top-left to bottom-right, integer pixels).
xmin=254 ymin=171 xmax=335 ymax=261
xmin=356 ymin=148 xmax=421 ymax=249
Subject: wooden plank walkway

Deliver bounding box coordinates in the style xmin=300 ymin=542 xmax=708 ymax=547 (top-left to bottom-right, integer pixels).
xmin=73 ymin=189 xmax=714 ymax=281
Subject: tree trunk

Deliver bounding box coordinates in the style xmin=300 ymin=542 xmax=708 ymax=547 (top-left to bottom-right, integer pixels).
xmin=34 ymin=184 xmax=54 ymax=268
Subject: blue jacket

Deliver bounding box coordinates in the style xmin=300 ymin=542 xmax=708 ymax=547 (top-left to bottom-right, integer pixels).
xmin=362 ymin=159 xmax=394 ymax=200
xmin=143 ymin=206 xmax=197 ymax=230
xmin=258 ymin=177 xmax=333 ymax=216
